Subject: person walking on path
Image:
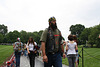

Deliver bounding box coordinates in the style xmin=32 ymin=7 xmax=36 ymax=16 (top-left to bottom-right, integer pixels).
xmin=13 ymin=38 xmax=23 ymax=67
xmin=40 ymin=16 xmax=66 ymax=67
xmin=26 ymin=37 xmax=37 ymax=67
xmin=73 ymin=35 xmax=78 ymax=67
xmin=23 ymin=43 xmax=28 ymax=56
xmin=66 ymin=35 xmax=78 ymax=67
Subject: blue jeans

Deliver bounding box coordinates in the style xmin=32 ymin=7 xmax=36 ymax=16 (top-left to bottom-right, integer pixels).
xmin=24 ymin=50 xmax=27 ymax=56
xmin=15 ymin=52 xmax=21 ymax=67
xmin=67 ymin=54 xmax=76 ymax=67
xmin=44 ymin=52 xmax=62 ymax=67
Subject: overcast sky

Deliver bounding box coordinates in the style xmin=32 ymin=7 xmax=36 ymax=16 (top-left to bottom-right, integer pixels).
xmin=0 ymin=0 xmax=100 ymax=40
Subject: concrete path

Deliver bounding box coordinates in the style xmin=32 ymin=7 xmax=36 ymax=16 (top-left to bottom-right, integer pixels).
xmin=20 ymin=56 xmax=68 ymax=67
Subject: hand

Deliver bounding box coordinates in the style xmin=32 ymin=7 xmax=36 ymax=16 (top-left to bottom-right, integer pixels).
xmin=34 ymin=51 xmax=37 ymax=53
xmin=43 ymin=55 xmax=48 ymax=63
xmin=63 ymin=53 xmax=66 ymax=59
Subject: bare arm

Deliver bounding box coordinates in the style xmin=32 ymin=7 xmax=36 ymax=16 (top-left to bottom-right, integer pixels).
xmin=61 ymin=43 xmax=66 ymax=59
xmin=13 ymin=44 xmax=15 ymax=48
xmin=41 ymin=42 xmax=46 ymax=56
xmin=41 ymin=41 xmax=48 ymax=62
xmin=75 ymin=45 xmax=78 ymax=50
xmin=66 ymin=45 xmax=68 ymax=51
xmin=61 ymin=44 xmax=64 ymax=53
xmin=26 ymin=44 xmax=30 ymax=53
xmin=27 ymin=47 xmax=30 ymax=53
xmin=66 ymin=42 xmax=68 ymax=51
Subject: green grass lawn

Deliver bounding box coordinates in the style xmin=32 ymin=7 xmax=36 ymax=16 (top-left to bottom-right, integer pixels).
xmin=0 ymin=45 xmax=13 ymax=66
xmin=62 ymin=48 xmax=100 ymax=67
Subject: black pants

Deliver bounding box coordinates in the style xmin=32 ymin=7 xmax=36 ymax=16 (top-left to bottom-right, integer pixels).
xmin=28 ymin=51 xmax=35 ymax=67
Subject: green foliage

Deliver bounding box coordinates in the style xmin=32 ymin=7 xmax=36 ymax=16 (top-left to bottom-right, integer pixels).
xmin=0 ymin=34 xmax=3 ymax=43
xmin=0 ymin=24 xmax=43 ymax=45
xmin=20 ymin=30 xmax=28 ymax=43
xmin=33 ymin=30 xmax=43 ymax=45
xmin=69 ymin=24 xmax=85 ymax=37
xmin=88 ymin=24 xmax=100 ymax=47
xmin=79 ymin=28 xmax=91 ymax=44
xmin=0 ymin=24 xmax=8 ymax=35
xmin=21 ymin=30 xmax=43 ymax=45
xmin=5 ymin=30 xmax=20 ymax=43
xmin=7 ymin=30 xmax=43 ymax=45
xmin=76 ymin=24 xmax=100 ymax=48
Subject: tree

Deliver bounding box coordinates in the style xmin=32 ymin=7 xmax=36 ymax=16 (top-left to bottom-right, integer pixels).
xmin=5 ymin=32 xmax=13 ymax=43
xmin=38 ymin=30 xmax=43 ymax=45
xmin=32 ymin=30 xmax=43 ymax=45
xmin=19 ymin=30 xmax=43 ymax=44
xmin=0 ymin=33 xmax=3 ymax=43
xmin=88 ymin=24 xmax=100 ymax=48
xmin=5 ymin=30 xmax=20 ymax=43
xmin=79 ymin=28 xmax=91 ymax=44
xmin=69 ymin=24 xmax=85 ymax=37
xmin=0 ymin=24 xmax=8 ymax=35
xmin=20 ymin=30 xmax=28 ymax=43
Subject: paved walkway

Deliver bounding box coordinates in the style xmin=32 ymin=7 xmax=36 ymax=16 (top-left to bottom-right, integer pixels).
xmin=20 ymin=56 xmax=68 ymax=67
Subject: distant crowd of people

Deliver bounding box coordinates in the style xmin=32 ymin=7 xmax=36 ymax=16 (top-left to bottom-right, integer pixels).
xmin=13 ymin=17 xmax=79 ymax=67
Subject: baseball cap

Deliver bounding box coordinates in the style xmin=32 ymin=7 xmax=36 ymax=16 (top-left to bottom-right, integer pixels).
xmin=17 ymin=38 xmax=20 ymax=41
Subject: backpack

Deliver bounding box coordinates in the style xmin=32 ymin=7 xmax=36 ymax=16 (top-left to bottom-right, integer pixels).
xmin=14 ymin=42 xmax=23 ymax=52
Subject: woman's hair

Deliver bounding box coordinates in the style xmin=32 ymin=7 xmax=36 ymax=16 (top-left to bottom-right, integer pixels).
xmin=68 ymin=34 xmax=74 ymax=41
xmin=28 ymin=37 xmax=35 ymax=46
xmin=73 ymin=35 xmax=78 ymax=44
xmin=73 ymin=35 xmax=77 ymax=40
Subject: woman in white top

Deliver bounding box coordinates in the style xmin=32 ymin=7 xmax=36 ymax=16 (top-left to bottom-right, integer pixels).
xmin=27 ymin=37 xmax=36 ymax=67
xmin=66 ymin=35 xmax=78 ymax=67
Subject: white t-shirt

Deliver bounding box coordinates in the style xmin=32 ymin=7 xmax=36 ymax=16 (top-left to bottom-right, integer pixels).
xmin=27 ymin=43 xmax=35 ymax=51
xmin=67 ymin=42 xmax=77 ymax=55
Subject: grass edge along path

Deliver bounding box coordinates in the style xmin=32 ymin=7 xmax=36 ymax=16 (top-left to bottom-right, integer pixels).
xmin=0 ymin=45 xmax=14 ymax=66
